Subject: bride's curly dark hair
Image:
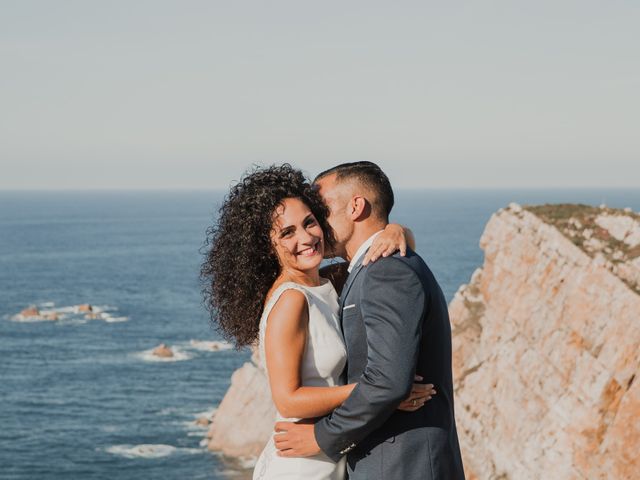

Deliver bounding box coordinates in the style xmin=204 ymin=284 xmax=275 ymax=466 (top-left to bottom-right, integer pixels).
xmin=200 ymin=164 xmax=335 ymax=348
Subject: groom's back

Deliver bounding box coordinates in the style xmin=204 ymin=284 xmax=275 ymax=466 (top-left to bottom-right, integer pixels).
xmin=342 ymin=248 xmax=465 ymax=480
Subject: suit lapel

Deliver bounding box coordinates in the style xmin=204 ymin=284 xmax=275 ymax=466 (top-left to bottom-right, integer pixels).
xmin=339 ymin=255 xmax=366 ymax=310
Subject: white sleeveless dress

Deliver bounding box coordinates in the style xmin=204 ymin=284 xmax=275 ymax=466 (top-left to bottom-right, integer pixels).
xmin=253 ymin=278 xmax=348 ymax=480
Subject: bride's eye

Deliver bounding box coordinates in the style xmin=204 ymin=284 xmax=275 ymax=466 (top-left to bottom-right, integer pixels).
xmin=280 ymin=228 xmax=294 ymax=239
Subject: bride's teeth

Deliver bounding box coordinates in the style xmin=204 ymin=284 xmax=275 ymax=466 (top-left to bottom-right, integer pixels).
xmin=299 ymin=244 xmax=317 ymax=256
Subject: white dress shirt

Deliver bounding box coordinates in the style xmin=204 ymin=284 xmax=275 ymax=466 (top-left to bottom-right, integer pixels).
xmin=347 ymin=230 xmax=385 ymax=273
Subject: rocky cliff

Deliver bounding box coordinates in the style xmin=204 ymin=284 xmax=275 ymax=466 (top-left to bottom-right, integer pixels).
xmin=207 ymin=203 xmax=640 ymax=479
xmin=451 ymin=203 xmax=639 ymax=479
xmin=206 ymin=348 xmax=276 ymax=459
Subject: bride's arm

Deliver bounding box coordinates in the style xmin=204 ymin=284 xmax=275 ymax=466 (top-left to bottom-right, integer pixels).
xmin=265 ymin=287 xmax=435 ymax=419
xmin=264 ymin=289 xmax=355 ymax=419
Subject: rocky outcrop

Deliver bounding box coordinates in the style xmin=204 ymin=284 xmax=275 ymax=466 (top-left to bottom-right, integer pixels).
xmin=20 ymin=306 xmax=40 ymax=317
xmin=207 ymin=203 xmax=640 ymax=479
xmin=207 ymin=348 xmax=276 ymax=458
xmin=152 ymin=344 xmax=174 ymax=358
xmin=526 ymin=203 xmax=640 ymax=293
xmin=451 ymin=203 xmax=640 ymax=479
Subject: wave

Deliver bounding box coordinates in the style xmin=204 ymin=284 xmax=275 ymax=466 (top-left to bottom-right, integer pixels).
xmin=193 ymin=407 xmax=218 ymax=419
xmin=9 ymin=315 xmax=58 ymax=323
xmin=237 ymin=456 xmax=258 ymax=469
xmin=187 ymin=339 xmax=233 ymax=352
xmin=103 ymin=444 xmax=202 ymax=459
xmin=7 ymin=303 xmax=128 ymax=324
xmin=157 ymin=406 xmax=184 ymax=416
xmin=52 ymin=306 xmax=78 ymax=314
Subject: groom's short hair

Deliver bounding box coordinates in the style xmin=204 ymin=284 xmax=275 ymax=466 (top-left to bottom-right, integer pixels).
xmin=315 ymin=161 xmax=394 ymax=222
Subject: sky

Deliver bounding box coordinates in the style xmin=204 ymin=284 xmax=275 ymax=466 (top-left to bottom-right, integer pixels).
xmin=1 ymin=1 xmax=638 ymax=190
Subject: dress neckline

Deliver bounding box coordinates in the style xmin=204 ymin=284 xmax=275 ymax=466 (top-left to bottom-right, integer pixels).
xmin=277 ymin=277 xmax=331 ymax=290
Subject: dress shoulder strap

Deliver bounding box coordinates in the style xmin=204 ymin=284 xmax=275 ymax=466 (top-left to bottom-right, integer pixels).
xmin=258 ymin=282 xmax=310 ymax=368
xmin=262 ymin=282 xmax=309 ymax=319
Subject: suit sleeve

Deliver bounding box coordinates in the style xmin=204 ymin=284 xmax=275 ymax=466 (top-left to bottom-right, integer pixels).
xmin=314 ymin=257 xmax=426 ymax=461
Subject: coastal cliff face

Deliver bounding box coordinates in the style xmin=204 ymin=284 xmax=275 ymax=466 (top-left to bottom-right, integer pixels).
xmin=207 ymin=203 xmax=640 ymax=479
xmin=451 ymin=204 xmax=640 ymax=479
xmin=206 ymin=349 xmax=276 ymax=459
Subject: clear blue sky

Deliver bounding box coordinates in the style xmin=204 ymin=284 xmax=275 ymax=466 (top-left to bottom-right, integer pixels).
xmin=1 ymin=1 xmax=638 ymax=189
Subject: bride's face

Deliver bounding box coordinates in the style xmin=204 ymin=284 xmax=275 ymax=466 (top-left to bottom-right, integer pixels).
xmin=270 ymin=197 xmax=325 ymax=274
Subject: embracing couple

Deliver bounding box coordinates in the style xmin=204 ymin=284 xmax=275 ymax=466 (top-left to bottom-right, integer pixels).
xmin=202 ymin=162 xmax=465 ymax=479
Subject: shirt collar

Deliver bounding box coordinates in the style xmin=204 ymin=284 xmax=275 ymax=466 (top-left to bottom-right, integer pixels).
xmin=347 ymin=230 xmax=385 ymax=273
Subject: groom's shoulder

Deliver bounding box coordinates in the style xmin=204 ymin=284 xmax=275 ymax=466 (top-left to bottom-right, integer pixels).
xmin=363 ymin=247 xmax=426 ymax=279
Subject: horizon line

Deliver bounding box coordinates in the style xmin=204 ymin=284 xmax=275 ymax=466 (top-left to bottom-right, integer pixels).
xmin=1 ymin=186 xmax=640 ymax=192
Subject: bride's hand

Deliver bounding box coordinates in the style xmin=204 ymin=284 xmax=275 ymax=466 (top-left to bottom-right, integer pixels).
xmin=363 ymin=223 xmax=407 ymax=265
xmin=397 ymin=376 xmax=436 ymax=412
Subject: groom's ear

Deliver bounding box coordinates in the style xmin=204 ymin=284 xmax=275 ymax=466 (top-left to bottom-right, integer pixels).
xmin=349 ymin=196 xmax=371 ymax=221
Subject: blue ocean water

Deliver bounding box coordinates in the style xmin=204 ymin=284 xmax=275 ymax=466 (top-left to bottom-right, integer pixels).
xmin=1 ymin=188 xmax=638 ymax=479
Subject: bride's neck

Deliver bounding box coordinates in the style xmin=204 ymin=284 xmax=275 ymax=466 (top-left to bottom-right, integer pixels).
xmin=279 ymin=267 xmax=321 ymax=287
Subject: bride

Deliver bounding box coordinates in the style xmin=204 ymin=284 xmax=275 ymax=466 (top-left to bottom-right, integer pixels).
xmin=201 ymin=164 xmax=434 ymax=479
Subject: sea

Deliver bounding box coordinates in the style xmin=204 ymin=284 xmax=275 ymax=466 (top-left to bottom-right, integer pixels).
xmin=1 ymin=188 xmax=638 ymax=480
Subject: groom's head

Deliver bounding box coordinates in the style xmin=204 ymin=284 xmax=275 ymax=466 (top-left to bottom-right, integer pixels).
xmin=314 ymin=161 xmax=394 ymax=256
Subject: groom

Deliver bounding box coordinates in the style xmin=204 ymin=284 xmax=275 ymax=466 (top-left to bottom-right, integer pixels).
xmin=274 ymin=161 xmax=465 ymax=480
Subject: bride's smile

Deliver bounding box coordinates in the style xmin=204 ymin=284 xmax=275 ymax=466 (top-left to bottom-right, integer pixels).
xmin=271 ymin=197 xmax=326 ymax=277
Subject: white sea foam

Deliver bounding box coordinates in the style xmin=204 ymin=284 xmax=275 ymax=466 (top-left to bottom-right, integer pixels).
xmin=134 ymin=346 xmax=192 ymax=362
xmin=180 ymin=417 xmax=214 ymax=433
xmin=8 ymin=303 xmax=127 ymax=324
xmin=10 ymin=314 xmax=57 ymax=323
xmin=193 ymin=407 xmax=218 ymax=420
xmin=38 ymin=308 xmax=66 ymax=317
xmin=57 ymin=318 xmax=88 ymax=325
xmin=105 ymin=444 xmax=177 ymax=458
xmin=92 ymin=304 xmax=118 ymax=313
xmin=187 ymin=339 xmax=233 ymax=352
xmin=157 ymin=406 xmax=184 ymax=416
xmin=55 ymin=306 xmax=78 ymax=314
xmin=104 ymin=444 xmax=202 ymax=459
xmin=237 ymin=456 xmax=258 ymax=469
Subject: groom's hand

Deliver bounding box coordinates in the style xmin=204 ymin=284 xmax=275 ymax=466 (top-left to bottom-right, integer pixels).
xmin=274 ymin=421 xmax=321 ymax=457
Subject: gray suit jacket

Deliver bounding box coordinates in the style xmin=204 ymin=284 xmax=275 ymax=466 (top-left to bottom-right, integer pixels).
xmin=314 ymin=248 xmax=465 ymax=480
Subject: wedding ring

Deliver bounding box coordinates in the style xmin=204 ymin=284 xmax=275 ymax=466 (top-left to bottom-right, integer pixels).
xmin=411 ymin=399 xmax=416 ymax=407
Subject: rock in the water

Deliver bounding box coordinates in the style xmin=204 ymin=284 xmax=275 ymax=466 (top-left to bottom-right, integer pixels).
xmin=207 ymin=348 xmax=276 ymax=458
xmin=20 ymin=306 xmax=40 ymax=317
xmin=152 ymin=344 xmax=174 ymax=358
xmin=195 ymin=417 xmax=210 ymax=427
xmin=450 ymin=205 xmax=640 ymax=479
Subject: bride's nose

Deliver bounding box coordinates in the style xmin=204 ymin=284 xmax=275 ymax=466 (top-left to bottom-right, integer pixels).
xmin=298 ymin=228 xmax=317 ymax=245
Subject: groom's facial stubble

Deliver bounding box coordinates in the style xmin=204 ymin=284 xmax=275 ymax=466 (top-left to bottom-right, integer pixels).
xmin=314 ymin=174 xmax=353 ymax=259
